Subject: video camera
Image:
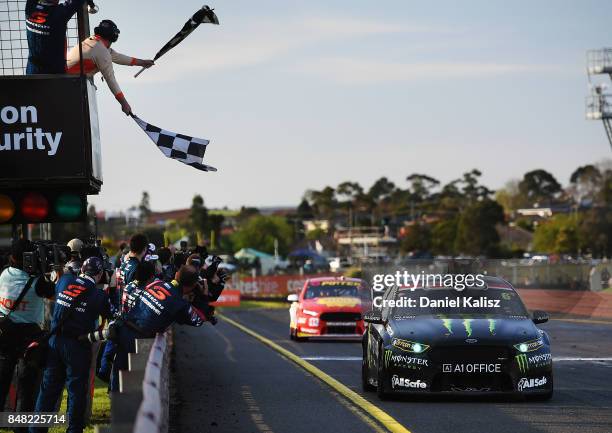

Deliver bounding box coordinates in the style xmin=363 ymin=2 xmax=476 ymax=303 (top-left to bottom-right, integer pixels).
xmin=23 ymin=242 xmax=70 ymax=276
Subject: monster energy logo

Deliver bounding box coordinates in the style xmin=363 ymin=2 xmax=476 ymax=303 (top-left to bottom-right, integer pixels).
xmin=516 ymin=354 xmax=529 ymax=373
xmin=384 ymin=349 xmax=392 ymax=368
xmin=488 ymin=319 xmax=496 ymax=335
xmin=463 ymin=319 xmax=473 ymax=337
xmin=441 ymin=318 xmax=453 ymax=334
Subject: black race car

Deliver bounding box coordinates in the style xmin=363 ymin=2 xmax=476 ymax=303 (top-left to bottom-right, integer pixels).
xmin=362 ymin=276 xmax=553 ymax=400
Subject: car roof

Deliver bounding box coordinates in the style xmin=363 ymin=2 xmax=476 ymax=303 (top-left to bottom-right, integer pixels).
xmin=306 ymin=276 xmax=364 ymax=284
xmin=397 ymin=275 xmax=515 ymax=291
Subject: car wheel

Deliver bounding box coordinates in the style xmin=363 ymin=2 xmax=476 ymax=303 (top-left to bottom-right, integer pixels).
xmin=362 ymin=350 xmax=376 ymax=392
xmin=289 ymin=328 xmax=295 ymax=340
xmin=376 ymin=345 xmax=389 ymax=400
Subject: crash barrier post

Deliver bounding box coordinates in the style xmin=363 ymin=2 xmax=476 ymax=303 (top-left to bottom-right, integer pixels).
xmin=95 ymin=329 xmax=171 ymax=433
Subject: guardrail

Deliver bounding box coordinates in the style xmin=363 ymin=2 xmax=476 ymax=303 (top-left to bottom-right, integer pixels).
xmin=96 ymin=329 xmax=172 ymax=433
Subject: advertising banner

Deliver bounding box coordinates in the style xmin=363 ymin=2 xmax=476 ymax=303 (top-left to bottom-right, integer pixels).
xmin=211 ymin=290 xmax=241 ymax=307
xmin=0 ymin=75 xmax=102 ymax=193
xmin=230 ymin=274 xmax=337 ymax=298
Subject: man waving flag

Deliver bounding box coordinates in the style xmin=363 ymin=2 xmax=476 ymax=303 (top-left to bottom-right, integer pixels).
xmin=132 ymin=115 xmax=217 ymax=172
xmin=135 ymin=5 xmax=219 ymax=77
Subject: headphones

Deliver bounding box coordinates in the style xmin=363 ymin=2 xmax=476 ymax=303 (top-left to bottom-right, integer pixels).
xmin=94 ymin=19 xmax=120 ymax=43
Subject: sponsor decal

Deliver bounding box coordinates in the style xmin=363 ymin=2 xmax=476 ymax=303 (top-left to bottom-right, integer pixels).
xmin=320 ymin=281 xmax=361 ymax=286
xmin=441 ymin=318 xmax=453 ymax=334
xmin=442 ymin=363 xmax=501 ymax=373
xmin=308 ymin=317 xmax=319 ymax=327
xmin=315 ymin=297 xmax=361 ymax=308
xmin=384 ymin=350 xmax=428 ymax=369
xmin=0 ymin=105 xmax=63 ymax=156
xmin=513 ymin=338 xmax=544 ymax=352
xmin=488 ymin=319 xmax=496 ymax=335
xmin=391 ymin=375 xmax=427 ymax=390
xmin=391 ymin=338 xmax=430 ymax=353
xmin=517 ymin=376 xmax=547 ymax=391
xmin=516 ymin=353 xmax=552 ymax=372
xmin=465 ymin=338 xmax=478 ymax=344
xmin=463 ymin=319 xmax=473 ymax=337
xmin=393 ymin=315 xmax=416 ymax=320
xmin=516 ymin=354 xmax=528 ymax=373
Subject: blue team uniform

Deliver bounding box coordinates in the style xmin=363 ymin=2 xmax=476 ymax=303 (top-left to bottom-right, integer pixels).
xmin=25 ymin=0 xmax=87 ymax=74
xmin=111 ymin=279 xmax=205 ymax=388
xmin=32 ymin=274 xmax=111 ymax=433
xmin=101 ymin=256 xmax=140 ymax=389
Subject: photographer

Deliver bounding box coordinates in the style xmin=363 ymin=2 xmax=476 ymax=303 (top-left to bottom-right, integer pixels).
xmin=185 ymin=253 xmax=228 ymax=324
xmin=32 ymin=257 xmax=112 ymax=433
xmin=98 ymin=233 xmax=147 ymax=386
xmin=157 ymin=247 xmax=175 ymax=283
xmin=110 ymin=264 xmax=207 ymax=390
xmin=0 ymin=239 xmax=55 ymax=419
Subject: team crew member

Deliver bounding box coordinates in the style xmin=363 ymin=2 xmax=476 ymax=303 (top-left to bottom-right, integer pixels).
xmin=32 ymin=257 xmax=112 ymax=433
xmin=0 ymin=240 xmax=55 ymax=423
xmin=65 ymin=20 xmax=154 ymax=115
xmin=25 ymin=0 xmax=88 ymax=74
xmin=98 ymin=233 xmax=147 ymax=387
xmin=111 ymin=264 xmax=206 ymax=386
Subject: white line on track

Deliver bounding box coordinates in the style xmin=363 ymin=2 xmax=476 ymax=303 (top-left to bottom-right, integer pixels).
xmin=301 ymin=356 xmax=612 ymax=362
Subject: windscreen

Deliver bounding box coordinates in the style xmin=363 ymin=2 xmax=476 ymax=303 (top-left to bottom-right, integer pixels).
xmin=392 ymin=287 xmax=529 ymax=317
xmin=304 ymin=281 xmax=364 ymax=299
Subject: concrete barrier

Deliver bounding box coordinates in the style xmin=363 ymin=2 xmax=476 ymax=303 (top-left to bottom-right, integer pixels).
xmin=96 ymin=329 xmax=171 ymax=433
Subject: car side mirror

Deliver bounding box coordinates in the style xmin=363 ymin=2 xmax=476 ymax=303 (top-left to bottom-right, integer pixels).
xmin=532 ymin=310 xmax=549 ymax=324
xmin=287 ymin=294 xmax=299 ymax=303
xmin=363 ymin=310 xmax=383 ymax=324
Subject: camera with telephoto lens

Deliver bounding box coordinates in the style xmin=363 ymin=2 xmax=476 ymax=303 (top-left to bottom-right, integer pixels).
xmin=79 ymin=319 xmax=121 ymax=343
xmin=23 ymin=242 xmax=70 ymax=276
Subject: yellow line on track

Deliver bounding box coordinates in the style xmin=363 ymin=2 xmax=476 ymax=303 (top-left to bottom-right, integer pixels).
xmin=220 ymin=315 xmax=412 ymax=433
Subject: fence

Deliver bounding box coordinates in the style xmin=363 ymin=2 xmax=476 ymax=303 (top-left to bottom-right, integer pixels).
xmin=0 ymin=0 xmax=81 ymax=76
xmin=97 ymin=330 xmax=172 ymax=433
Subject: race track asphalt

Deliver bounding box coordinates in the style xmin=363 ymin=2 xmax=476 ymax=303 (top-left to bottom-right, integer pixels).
xmin=174 ymin=308 xmax=612 ymax=433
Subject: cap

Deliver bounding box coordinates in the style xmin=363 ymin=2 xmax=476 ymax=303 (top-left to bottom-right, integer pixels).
xmin=67 ymin=238 xmax=84 ymax=253
xmin=81 ymin=257 xmax=104 ymax=277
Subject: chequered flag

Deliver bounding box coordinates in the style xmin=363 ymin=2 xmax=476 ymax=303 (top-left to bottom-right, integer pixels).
xmin=132 ymin=115 xmax=217 ymax=172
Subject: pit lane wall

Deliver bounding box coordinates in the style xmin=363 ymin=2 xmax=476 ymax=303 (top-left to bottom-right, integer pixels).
xmin=96 ymin=329 xmax=171 ymax=433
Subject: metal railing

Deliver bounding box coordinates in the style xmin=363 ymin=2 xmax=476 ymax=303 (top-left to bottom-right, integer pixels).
xmin=0 ymin=0 xmax=80 ymax=76
xmin=587 ymin=48 xmax=612 ymax=75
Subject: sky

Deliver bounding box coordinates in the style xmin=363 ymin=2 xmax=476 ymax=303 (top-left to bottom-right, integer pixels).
xmin=87 ymin=0 xmax=612 ymax=213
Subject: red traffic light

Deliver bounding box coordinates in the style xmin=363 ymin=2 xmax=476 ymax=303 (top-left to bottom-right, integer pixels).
xmin=21 ymin=192 xmax=49 ymax=221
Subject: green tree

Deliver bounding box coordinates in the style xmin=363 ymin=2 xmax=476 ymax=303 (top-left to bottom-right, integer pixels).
xmin=454 ymin=199 xmax=505 ymax=256
xmin=306 ymin=186 xmax=336 ymax=219
xmin=533 ymin=215 xmax=579 ymax=254
xmin=430 ymin=218 xmax=458 ymax=256
xmin=190 ymin=195 xmax=209 ymax=244
xmin=400 ymin=223 xmax=432 ymax=253
xmin=518 ymin=169 xmax=562 ymax=206
xmin=139 ymin=191 xmax=152 ymax=221
xmin=569 ymin=165 xmax=602 ymax=204
xmin=406 ymin=174 xmax=440 ymax=203
xmin=232 ymin=215 xmax=294 ymax=255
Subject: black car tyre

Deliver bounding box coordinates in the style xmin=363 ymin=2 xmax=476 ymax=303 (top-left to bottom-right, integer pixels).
xmin=362 ymin=351 xmax=376 ymax=392
xmin=376 ymin=345 xmax=389 ymax=400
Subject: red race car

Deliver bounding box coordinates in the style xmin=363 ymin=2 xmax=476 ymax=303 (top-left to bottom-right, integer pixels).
xmin=288 ymin=276 xmax=370 ymax=341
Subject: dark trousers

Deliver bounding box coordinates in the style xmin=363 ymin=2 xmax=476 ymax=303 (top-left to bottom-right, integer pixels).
xmin=0 ymin=345 xmax=41 ymax=433
xmin=31 ymin=336 xmax=91 ymax=433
